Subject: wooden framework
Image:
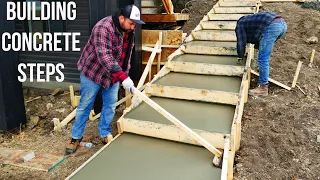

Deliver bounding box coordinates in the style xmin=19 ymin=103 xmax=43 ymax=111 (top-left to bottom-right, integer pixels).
xmin=67 ymin=1 xmax=262 ymax=179
xmin=185 ymin=44 xmax=237 ymax=55
xmin=145 ymin=84 xmax=239 ymax=105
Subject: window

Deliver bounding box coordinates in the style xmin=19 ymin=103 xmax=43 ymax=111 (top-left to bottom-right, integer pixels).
xmin=26 ymin=0 xmax=66 ymax=47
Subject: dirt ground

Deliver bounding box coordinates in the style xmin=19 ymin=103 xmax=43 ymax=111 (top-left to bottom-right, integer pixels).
xmin=235 ymin=2 xmax=320 ymax=179
xmin=0 ymin=1 xmax=320 ymax=180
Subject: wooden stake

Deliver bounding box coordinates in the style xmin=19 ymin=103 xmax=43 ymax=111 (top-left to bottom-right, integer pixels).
xmin=309 ymin=49 xmax=316 ymax=64
xmin=251 ymin=70 xmax=291 ymax=90
xmin=69 ymin=85 xmax=75 ymax=107
xmin=221 ymin=136 xmax=230 ymax=180
xmin=132 ymin=87 xmax=222 ymax=158
xmin=157 ymin=32 xmax=163 ymax=72
xmin=138 ymin=41 xmax=160 ymax=88
xmin=291 ymin=61 xmax=303 ymax=88
xmin=296 ymin=84 xmax=306 ymax=95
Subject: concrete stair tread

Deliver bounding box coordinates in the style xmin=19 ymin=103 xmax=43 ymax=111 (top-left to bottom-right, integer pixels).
xmin=71 ymin=133 xmax=222 ymax=180
xmin=171 ymin=54 xmax=242 ymax=66
xmin=208 ymin=13 xmax=247 ymax=21
xmin=214 ymin=6 xmax=256 ymax=14
xmin=153 ymin=72 xmax=241 ymax=93
xmin=184 ymin=41 xmax=237 ymax=55
xmin=201 ymin=21 xmax=237 ymax=30
xmin=186 ymin=41 xmax=236 ymax=48
xmin=125 ymin=97 xmax=234 ymax=134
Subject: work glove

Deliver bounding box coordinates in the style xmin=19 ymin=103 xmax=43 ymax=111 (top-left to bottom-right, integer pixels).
xmin=122 ymin=77 xmax=135 ymax=94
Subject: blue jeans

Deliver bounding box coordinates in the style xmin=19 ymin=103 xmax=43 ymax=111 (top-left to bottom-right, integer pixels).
xmin=72 ymin=73 xmax=119 ymax=139
xmin=258 ymin=20 xmax=287 ymax=84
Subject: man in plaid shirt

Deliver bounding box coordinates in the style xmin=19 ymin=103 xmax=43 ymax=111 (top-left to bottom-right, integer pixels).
xmin=236 ymin=11 xmax=287 ymax=96
xmin=66 ymin=5 xmax=145 ymax=154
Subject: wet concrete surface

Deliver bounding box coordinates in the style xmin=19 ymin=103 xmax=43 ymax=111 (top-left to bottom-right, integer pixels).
xmin=70 ymin=133 xmax=222 ymax=180
xmin=154 ymin=72 xmax=241 ymax=93
xmin=171 ymin=54 xmax=244 ymax=66
xmin=126 ymin=97 xmax=235 ymax=134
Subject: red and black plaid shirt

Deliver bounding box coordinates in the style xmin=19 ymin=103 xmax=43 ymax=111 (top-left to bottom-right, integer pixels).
xmin=77 ymin=16 xmax=134 ymax=89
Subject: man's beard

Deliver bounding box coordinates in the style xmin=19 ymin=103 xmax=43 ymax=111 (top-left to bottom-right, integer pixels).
xmin=120 ymin=22 xmax=132 ymax=33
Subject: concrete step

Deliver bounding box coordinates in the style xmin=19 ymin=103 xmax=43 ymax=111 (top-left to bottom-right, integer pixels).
xmin=168 ymin=54 xmax=245 ymax=76
xmin=122 ymin=96 xmax=236 ymax=149
xmin=213 ymin=7 xmax=256 ymax=14
xmin=69 ymin=133 xmax=223 ymax=180
xmin=218 ymin=1 xmax=259 ymax=7
xmin=145 ymin=72 xmax=240 ymax=105
xmin=192 ymin=30 xmax=236 ymax=41
xmin=207 ymin=13 xmax=246 ymax=21
xmin=185 ymin=41 xmax=237 ymax=55
xmin=201 ymin=21 xmax=237 ymax=30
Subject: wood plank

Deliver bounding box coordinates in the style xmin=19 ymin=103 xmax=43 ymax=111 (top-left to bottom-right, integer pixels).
xmin=291 ymin=61 xmax=303 ymax=88
xmin=174 ymin=13 xmax=189 ymax=21
xmin=142 ymin=30 xmax=183 ymax=45
xmin=169 ymin=61 xmax=244 ymax=76
xmin=0 ymin=147 xmax=65 ymax=172
xmin=185 ymin=43 xmax=237 ymax=55
xmin=122 ymin=118 xmax=227 ymax=149
xmin=201 ymin=21 xmax=237 ymax=30
xmin=251 ymin=70 xmax=291 ymax=90
xmin=228 ymin=151 xmax=235 ymax=180
xmin=142 ymin=46 xmax=162 ymax=53
xmin=138 ymin=41 xmax=161 ymax=88
xmin=214 ymin=7 xmax=256 ymax=14
xmin=219 ymin=1 xmax=259 ymax=7
xmin=141 ymin=14 xmax=176 ymax=22
xmin=141 ymin=6 xmax=163 ymax=8
xmin=192 ymin=30 xmax=237 ymax=41
xmin=221 ymin=137 xmax=230 ymax=180
xmin=207 ymin=14 xmax=246 ymax=21
xmin=162 ymin=0 xmax=170 ymax=14
xmin=145 ymin=85 xmax=239 ymax=105
xmin=261 ymin=0 xmax=305 ymax=2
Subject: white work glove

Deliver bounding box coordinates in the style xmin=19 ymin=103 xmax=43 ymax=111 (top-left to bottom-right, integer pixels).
xmin=122 ymin=77 xmax=135 ymax=94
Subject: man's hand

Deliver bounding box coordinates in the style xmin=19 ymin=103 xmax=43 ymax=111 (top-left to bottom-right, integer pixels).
xmin=122 ymin=77 xmax=135 ymax=94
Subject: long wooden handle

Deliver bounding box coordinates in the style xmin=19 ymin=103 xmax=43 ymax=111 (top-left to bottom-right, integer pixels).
xmin=133 ymin=87 xmax=222 ymax=157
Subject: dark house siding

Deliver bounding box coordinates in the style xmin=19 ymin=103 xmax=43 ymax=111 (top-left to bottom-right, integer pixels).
xmin=0 ymin=0 xmax=26 ymax=131
xmin=16 ymin=0 xmax=90 ymax=83
xmin=15 ymin=0 xmax=142 ymax=84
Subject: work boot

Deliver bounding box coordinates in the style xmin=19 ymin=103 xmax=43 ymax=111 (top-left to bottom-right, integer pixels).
xmin=249 ymin=84 xmax=268 ymax=97
xmin=100 ymin=134 xmax=113 ymax=144
xmin=66 ymin=137 xmax=82 ymax=155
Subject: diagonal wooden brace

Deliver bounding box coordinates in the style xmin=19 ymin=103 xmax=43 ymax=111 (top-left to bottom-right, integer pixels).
xmin=132 ymin=87 xmax=222 ymax=158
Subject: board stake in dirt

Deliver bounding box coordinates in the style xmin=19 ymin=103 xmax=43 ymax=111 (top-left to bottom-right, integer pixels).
xmin=291 ymin=61 xmax=303 ymax=88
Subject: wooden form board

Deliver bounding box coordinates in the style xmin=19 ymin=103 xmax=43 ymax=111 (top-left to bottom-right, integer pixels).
xmin=192 ymin=30 xmax=237 ymax=41
xmin=185 ymin=44 xmax=237 ymax=56
xmin=207 ymin=14 xmax=246 ymax=21
xmin=141 ymin=13 xmax=189 ymax=22
xmin=119 ymin=118 xmax=226 ymax=149
xmin=213 ymin=7 xmax=256 ymax=14
xmin=142 ymin=30 xmax=183 ymax=46
xmin=145 ymin=84 xmax=239 ymax=105
xmin=142 ymin=30 xmax=182 ymax=82
xmin=162 ymin=0 xmax=174 ymax=14
xmin=201 ymin=21 xmax=237 ymax=30
xmin=219 ymin=1 xmax=259 ymax=7
xmin=261 ymin=0 xmax=306 ymax=2
xmin=168 ymin=61 xmax=245 ymax=77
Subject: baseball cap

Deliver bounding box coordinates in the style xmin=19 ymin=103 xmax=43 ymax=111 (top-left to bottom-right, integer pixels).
xmin=121 ymin=5 xmax=145 ymax=24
